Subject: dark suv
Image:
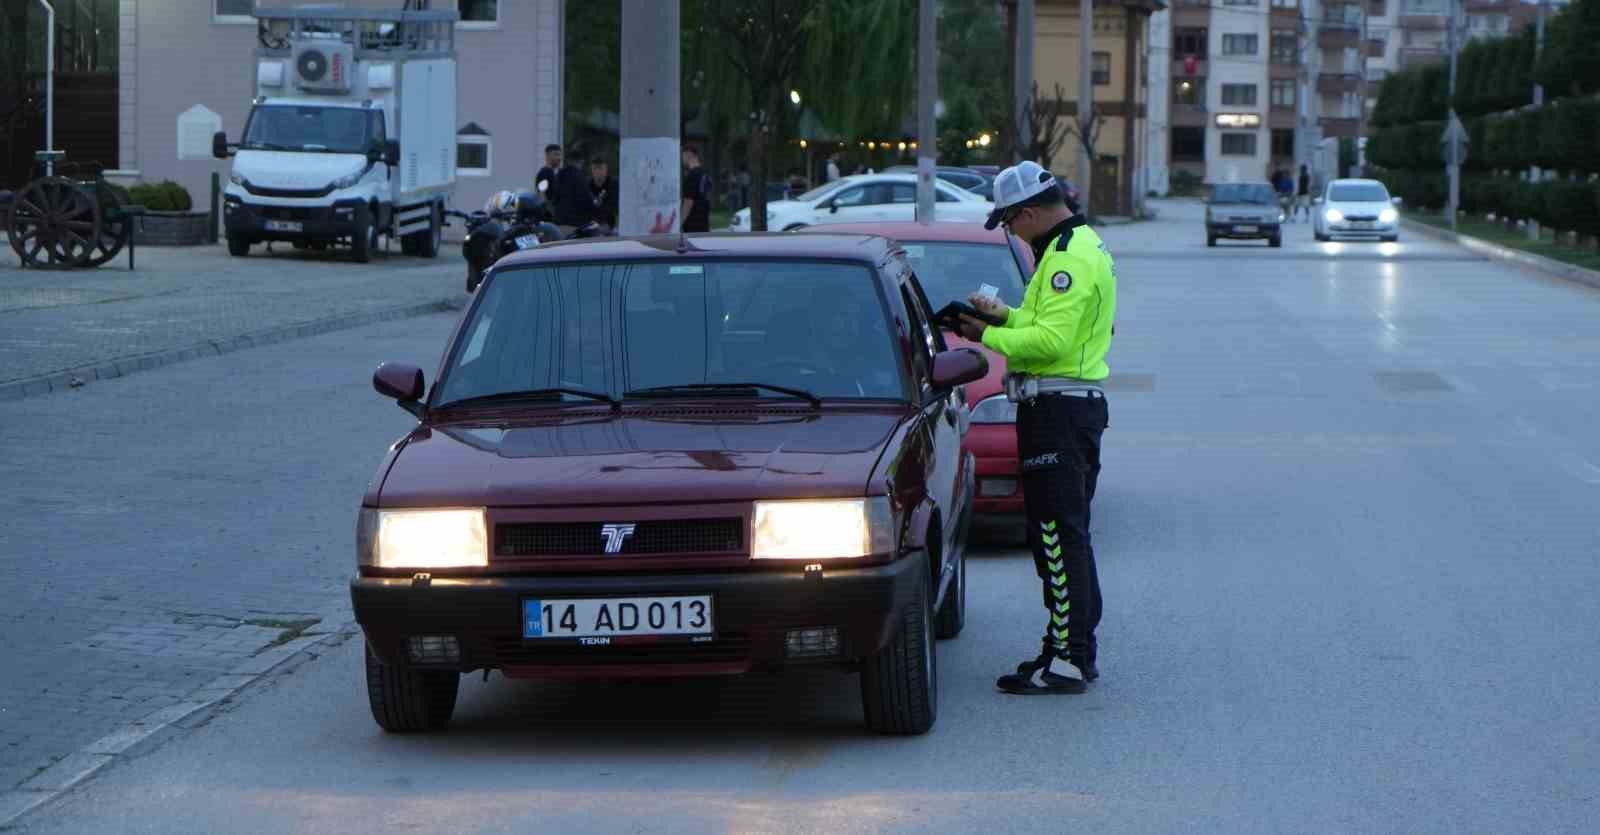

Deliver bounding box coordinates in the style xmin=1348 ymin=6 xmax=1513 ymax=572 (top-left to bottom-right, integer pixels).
xmin=354 ymin=233 xmax=987 ymax=735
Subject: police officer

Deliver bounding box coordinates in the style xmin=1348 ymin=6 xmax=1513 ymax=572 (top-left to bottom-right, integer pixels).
xmin=957 ymin=161 xmax=1117 ymax=695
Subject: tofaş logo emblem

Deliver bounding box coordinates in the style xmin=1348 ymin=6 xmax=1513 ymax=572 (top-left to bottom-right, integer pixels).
xmin=600 ymin=523 xmax=637 ymax=554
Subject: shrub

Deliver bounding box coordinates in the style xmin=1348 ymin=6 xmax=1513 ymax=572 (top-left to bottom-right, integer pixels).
xmin=1170 ymin=168 xmax=1203 ymax=196
xmin=128 ymin=180 xmax=194 ymax=212
xmin=1540 ymin=180 xmax=1600 ymax=236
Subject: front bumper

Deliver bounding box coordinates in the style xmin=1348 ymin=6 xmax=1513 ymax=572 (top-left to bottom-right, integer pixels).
xmin=1208 ymin=221 xmax=1280 ymax=240
xmin=964 ymin=423 xmax=1023 ymax=514
xmin=1324 ymin=221 xmax=1397 ymax=238
xmin=224 ymin=196 xmax=369 ymax=243
xmin=351 ymin=554 xmax=925 ymax=678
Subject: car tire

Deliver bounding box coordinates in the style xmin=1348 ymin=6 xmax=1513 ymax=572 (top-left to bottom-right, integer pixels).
xmin=934 ymin=549 xmax=966 ymax=640
xmin=417 ymin=203 xmax=442 ymax=258
xmin=226 ymin=235 xmax=250 ymax=257
xmin=351 ymin=218 xmax=374 ymax=263
xmin=364 ymin=643 xmax=459 ymax=733
xmin=861 ymin=564 xmax=937 ymax=735
xmin=1206 ymin=236 xmax=1216 ymax=247
xmin=1314 ymin=231 xmax=1329 ymax=242
xmin=466 ymin=266 xmax=483 ymax=294
xmin=1269 ymin=234 xmax=1282 ymax=248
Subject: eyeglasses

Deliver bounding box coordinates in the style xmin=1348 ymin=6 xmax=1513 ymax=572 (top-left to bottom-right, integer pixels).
xmin=1000 ymin=205 xmax=1026 ymax=227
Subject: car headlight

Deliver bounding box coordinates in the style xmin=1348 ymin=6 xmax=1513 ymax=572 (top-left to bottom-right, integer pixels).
xmin=1325 ymin=208 xmax=1345 ymax=223
xmin=969 ymin=394 xmax=1016 ymax=424
xmin=357 ymin=508 xmax=487 ymax=569
xmin=1379 ymin=207 xmax=1398 ymax=223
xmin=752 ymin=497 xmax=893 ymax=559
xmin=229 ymin=172 xmax=245 ymax=186
xmin=330 ymin=170 xmax=365 ymax=190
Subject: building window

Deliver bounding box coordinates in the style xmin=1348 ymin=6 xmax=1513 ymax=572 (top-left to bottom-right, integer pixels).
xmin=457 ymin=123 xmax=491 ymax=176
xmin=1173 ymin=77 xmax=1207 ymax=107
xmin=1221 ymin=133 xmax=1257 ymax=156
xmin=1222 ymin=34 xmax=1259 ymax=56
xmin=1221 ymin=84 xmax=1258 ymax=106
xmin=455 ymin=0 xmax=499 ymax=26
xmin=1092 ymin=52 xmax=1112 ymax=85
xmin=1174 ymin=27 xmax=1208 ymax=60
xmin=1270 ymin=30 xmax=1299 ymax=63
xmin=1271 ymin=129 xmax=1295 ymax=157
xmin=1271 ymin=0 xmax=1298 ymax=6
xmin=1172 ymin=126 xmax=1206 ymax=161
xmin=1368 ymin=0 xmax=1388 ymax=14
xmin=1270 ymin=78 xmax=1296 ymax=108
xmin=214 ymin=0 xmax=254 ymax=23
xmin=1223 ymin=0 xmax=1258 ymax=5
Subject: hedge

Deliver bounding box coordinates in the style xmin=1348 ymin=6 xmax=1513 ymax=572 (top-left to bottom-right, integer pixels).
xmin=128 ymin=181 xmax=194 ymax=212
xmin=1376 ymin=170 xmax=1600 ymax=236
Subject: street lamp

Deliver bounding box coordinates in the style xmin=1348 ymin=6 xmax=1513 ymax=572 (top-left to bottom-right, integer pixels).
xmin=978 ymin=133 xmax=992 ymax=147
xmin=789 ymin=90 xmax=802 ymax=106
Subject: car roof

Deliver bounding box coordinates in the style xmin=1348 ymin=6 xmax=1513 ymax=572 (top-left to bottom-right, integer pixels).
xmin=495 ymin=232 xmax=899 ymax=269
xmin=800 ymin=221 xmax=1011 ymax=245
xmin=1329 ymin=178 xmax=1385 ymax=186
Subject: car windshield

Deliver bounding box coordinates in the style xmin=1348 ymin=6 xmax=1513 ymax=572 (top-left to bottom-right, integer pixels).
xmin=434 ymin=260 xmax=907 ymax=406
xmin=1212 ymin=183 xmax=1276 ymax=204
xmin=1329 ymin=183 xmax=1391 ymax=202
xmin=241 ymin=105 xmax=380 ymax=154
xmin=900 ymin=242 xmax=1028 ymax=312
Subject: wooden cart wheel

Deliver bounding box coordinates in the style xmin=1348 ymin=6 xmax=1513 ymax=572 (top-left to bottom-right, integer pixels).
xmin=7 ymin=177 xmax=101 ymax=268
xmin=85 ymin=181 xmax=131 ymax=267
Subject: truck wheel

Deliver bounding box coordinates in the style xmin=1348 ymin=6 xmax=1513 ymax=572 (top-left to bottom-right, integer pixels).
xmin=400 ymin=235 xmax=419 ymax=256
xmin=227 ymin=235 xmax=250 ymax=257
xmin=934 ymin=550 xmax=966 ymax=639
xmin=351 ymin=219 xmax=374 ymax=263
xmin=364 ymin=644 xmax=458 ymax=732
xmin=861 ymin=566 xmax=937 ymax=734
xmin=1206 ymin=235 xmax=1216 ymax=247
xmin=1269 ymin=234 xmax=1282 ymax=248
xmin=417 ymin=204 xmax=442 ymax=258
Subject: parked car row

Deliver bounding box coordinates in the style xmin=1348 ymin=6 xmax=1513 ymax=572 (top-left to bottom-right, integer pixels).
xmin=729 ymin=173 xmax=995 ymax=231
xmin=355 ymin=216 xmax=1040 ymax=738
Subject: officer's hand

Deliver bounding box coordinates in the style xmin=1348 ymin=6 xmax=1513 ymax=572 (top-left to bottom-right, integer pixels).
xmin=969 ymin=293 xmax=1008 ymax=321
xmin=957 ymin=314 xmax=987 ymax=342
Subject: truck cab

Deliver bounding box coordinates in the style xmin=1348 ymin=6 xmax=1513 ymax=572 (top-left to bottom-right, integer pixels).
xmin=214 ymin=7 xmax=457 ymax=262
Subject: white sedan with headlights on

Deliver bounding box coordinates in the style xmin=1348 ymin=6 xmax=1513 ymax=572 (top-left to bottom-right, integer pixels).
xmin=729 ymin=173 xmax=995 ymax=231
xmin=1313 ymin=178 xmax=1401 ymax=243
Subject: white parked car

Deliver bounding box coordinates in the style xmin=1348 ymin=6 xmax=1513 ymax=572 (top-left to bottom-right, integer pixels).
xmin=729 ymin=174 xmax=994 ymax=231
xmin=1313 ymin=178 xmax=1401 ymax=243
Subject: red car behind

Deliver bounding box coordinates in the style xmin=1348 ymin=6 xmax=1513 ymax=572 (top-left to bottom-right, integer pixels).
xmin=806 ymin=222 xmax=1035 ymax=516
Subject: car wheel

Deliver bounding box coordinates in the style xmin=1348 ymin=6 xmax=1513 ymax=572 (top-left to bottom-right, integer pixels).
xmin=226 ymin=234 xmax=250 ymax=257
xmin=1314 ymin=231 xmax=1329 ymax=242
xmin=364 ymin=643 xmax=459 ymax=732
xmin=934 ymin=549 xmax=966 ymax=640
xmin=417 ymin=203 xmax=442 ymax=258
xmin=1269 ymin=235 xmax=1282 ymax=248
xmin=1206 ymin=236 xmax=1216 ymax=247
xmin=861 ymin=563 xmax=937 ymax=735
xmin=351 ymin=218 xmax=374 ymax=263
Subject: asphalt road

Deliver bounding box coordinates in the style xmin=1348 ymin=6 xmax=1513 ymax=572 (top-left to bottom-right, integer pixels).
xmin=11 ymin=201 xmax=1600 ymax=833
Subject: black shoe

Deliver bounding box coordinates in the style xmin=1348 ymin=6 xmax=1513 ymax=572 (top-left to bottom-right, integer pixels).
xmin=1082 ymin=662 xmax=1099 ymax=682
xmin=997 ymin=651 xmax=1088 ymax=695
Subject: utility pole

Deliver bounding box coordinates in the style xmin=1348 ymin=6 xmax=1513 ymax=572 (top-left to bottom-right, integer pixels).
xmin=1529 ymin=0 xmax=1547 ymax=240
xmin=1445 ymin=0 xmax=1459 ymax=233
xmin=619 ymin=0 xmax=680 ymax=236
xmin=916 ymin=0 xmax=937 ymax=223
xmin=1015 ymin=0 xmax=1035 ymax=163
xmin=37 ymin=0 xmax=56 ymax=176
xmin=1355 ymin=0 xmax=1367 ymax=177
xmin=1077 ymin=0 xmax=1093 ymax=217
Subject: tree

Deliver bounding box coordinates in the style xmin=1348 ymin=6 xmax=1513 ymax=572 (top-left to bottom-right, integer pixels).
xmin=1020 ymin=82 xmax=1072 ymax=170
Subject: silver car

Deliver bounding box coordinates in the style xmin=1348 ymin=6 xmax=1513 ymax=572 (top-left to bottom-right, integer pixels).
xmin=1205 ymin=182 xmax=1284 ymax=248
xmin=1313 ymin=178 xmax=1400 ymax=242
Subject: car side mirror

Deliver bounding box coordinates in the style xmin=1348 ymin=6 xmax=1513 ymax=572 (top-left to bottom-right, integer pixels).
xmin=1312 ymin=196 xmax=1323 ymax=205
xmin=373 ymin=362 xmax=425 ymax=417
xmin=827 ymin=201 xmax=840 ymax=213
xmin=383 ymin=139 xmax=400 ymax=167
xmin=212 ymin=131 xmax=232 ymax=160
xmin=931 ymin=348 xmax=989 ymax=390
xmin=1391 ymin=196 xmax=1403 ymax=206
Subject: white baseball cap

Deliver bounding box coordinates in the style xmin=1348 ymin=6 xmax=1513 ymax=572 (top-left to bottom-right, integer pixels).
xmin=984 ymin=161 xmax=1060 ymax=230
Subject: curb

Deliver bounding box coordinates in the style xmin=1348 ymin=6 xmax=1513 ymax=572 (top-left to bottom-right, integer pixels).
xmin=1402 ymin=218 xmax=1600 ymax=292
xmin=0 ymin=610 xmax=359 ymax=829
xmin=0 ymin=297 xmax=466 ymax=403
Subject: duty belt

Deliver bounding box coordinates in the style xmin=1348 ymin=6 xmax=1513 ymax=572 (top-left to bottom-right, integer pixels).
xmin=1004 ymin=374 xmax=1106 ymax=403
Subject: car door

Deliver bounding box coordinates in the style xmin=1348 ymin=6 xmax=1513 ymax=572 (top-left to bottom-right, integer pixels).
xmin=822 ymin=183 xmax=888 ymax=224
xmin=897 ymin=266 xmax=966 ymax=575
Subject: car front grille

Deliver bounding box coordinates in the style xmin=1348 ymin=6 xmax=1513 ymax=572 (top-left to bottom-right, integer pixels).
xmin=491 ymin=635 xmax=751 ymax=666
xmin=255 ymin=205 xmax=324 ymax=221
xmin=244 ymin=182 xmax=333 ymax=199
xmin=1344 ymin=214 xmax=1378 ymax=222
xmin=496 ymin=518 xmax=746 ymax=557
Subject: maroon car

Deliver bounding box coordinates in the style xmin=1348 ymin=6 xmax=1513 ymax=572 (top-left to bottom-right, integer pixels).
xmin=807 ymin=222 xmax=1035 ymax=517
xmin=354 ymin=233 xmax=987 ymax=735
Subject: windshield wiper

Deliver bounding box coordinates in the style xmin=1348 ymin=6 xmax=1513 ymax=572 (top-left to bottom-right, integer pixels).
xmin=436 ymin=387 xmax=619 ymax=411
xmin=626 ymin=382 xmax=822 ymax=408
xmin=242 ymin=141 xmax=299 ymax=152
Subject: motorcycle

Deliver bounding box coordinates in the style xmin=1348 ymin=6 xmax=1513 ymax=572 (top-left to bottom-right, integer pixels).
xmin=449 ymin=185 xmax=562 ymax=294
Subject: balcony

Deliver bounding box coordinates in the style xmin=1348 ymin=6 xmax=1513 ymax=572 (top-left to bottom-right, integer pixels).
xmin=1399 ymin=45 xmax=1446 ymax=66
xmin=1400 ymin=0 xmax=1450 ymax=26
xmin=1318 ymin=15 xmax=1361 ymax=49
xmin=1320 ymin=117 xmax=1361 ymax=138
xmin=1317 ymin=73 xmax=1364 ymax=95
xmin=1270 ymin=4 xmax=1302 ymax=24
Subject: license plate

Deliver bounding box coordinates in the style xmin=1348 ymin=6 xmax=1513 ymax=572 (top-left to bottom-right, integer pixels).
xmin=265 ymin=220 xmax=303 ymax=233
xmin=514 ymin=234 xmax=539 ymax=250
xmin=1233 ymin=224 xmax=1258 ymax=233
xmin=522 ymin=595 xmax=713 ymax=642
xmin=1351 ymin=221 xmax=1374 ymax=229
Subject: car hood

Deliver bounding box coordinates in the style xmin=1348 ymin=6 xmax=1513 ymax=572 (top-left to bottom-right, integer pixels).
xmin=377 ymin=408 xmax=908 ymax=508
xmin=231 ymin=150 xmax=367 ymax=190
xmin=1328 ymin=201 xmax=1393 ymax=215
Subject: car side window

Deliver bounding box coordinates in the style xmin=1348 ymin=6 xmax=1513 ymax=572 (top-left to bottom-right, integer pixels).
xmin=898 ymin=284 xmax=936 ymax=400
xmin=890 ymin=183 xmax=917 ymax=204
xmin=832 ymin=186 xmax=868 ymax=208
xmin=904 ymin=273 xmax=949 ymax=353
xmin=934 ymin=184 xmax=960 ymax=203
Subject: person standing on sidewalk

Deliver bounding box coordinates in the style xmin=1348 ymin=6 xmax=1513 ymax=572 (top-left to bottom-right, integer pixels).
xmin=1295 ymin=164 xmax=1312 ymax=221
xmin=680 ymin=145 xmax=713 ymax=233
xmin=536 ymin=144 xmax=562 ymax=202
xmin=957 ymin=161 xmax=1117 ymax=695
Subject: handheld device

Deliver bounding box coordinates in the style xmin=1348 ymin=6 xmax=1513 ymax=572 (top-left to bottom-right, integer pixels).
xmin=934 ymin=300 xmax=1007 ymax=331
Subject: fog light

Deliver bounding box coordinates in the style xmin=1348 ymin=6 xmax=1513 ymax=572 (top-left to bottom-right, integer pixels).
xmin=407 ymin=635 xmax=461 ymax=665
xmin=335 ymin=207 xmax=355 ymax=217
xmin=784 ymin=627 xmax=841 ymax=659
xmin=980 ymin=477 xmax=1018 ymax=497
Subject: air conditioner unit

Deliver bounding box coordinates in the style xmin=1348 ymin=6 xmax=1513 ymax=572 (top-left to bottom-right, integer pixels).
xmin=290 ymin=40 xmax=354 ymax=94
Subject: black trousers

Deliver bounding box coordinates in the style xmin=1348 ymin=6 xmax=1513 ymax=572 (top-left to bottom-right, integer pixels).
xmin=1016 ymin=392 xmax=1108 ymax=665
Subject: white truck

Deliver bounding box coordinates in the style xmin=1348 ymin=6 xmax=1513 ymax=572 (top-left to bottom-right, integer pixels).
xmin=213 ymin=6 xmax=456 ymax=262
